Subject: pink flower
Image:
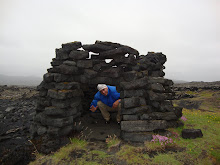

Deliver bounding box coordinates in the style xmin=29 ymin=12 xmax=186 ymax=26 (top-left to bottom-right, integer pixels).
xmin=181 ymin=116 xmax=187 ymax=121
xmin=169 ymin=139 xmax=173 ymax=143
xmin=151 ymin=135 xmax=174 ymax=146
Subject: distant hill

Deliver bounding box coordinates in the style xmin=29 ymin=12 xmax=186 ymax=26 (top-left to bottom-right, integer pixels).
xmin=0 ymin=74 xmax=42 ymax=86
xmin=1 ymin=74 xmax=212 ymax=87
xmin=173 ymin=81 xmax=220 ymax=89
xmin=172 ymin=79 xmax=189 ymax=84
xmin=164 ymin=77 xmax=188 ymax=84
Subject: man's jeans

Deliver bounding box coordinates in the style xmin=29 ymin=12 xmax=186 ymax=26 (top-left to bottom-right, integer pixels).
xmin=97 ymin=101 xmax=121 ymax=122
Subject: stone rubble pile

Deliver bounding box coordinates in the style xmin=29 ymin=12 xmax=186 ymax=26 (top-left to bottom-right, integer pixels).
xmin=31 ymin=40 xmax=183 ymax=143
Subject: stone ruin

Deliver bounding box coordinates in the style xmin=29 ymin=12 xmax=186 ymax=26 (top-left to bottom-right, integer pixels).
xmin=31 ymin=40 xmax=183 ymax=149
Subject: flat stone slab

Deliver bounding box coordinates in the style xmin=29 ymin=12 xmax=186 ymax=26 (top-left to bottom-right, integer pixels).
xmin=121 ymin=131 xmax=153 ymax=142
xmin=140 ymin=112 xmax=178 ymax=120
xmin=121 ymin=120 xmax=168 ymax=132
xmin=69 ymin=50 xmax=89 ymax=60
xmin=82 ymin=43 xmax=114 ymax=53
xmin=62 ymin=41 xmax=82 ymax=52
xmin=121 ymin=105 xmax=151 ymax=115
xmin=99 ymin=46 xmax=139 ymax=59
xmin=120 ymin=77 xmax=148 ymax=90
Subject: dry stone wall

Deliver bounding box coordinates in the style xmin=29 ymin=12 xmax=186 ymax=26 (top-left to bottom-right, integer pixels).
xmin=31 ymin=40 xmax=183 ymax=142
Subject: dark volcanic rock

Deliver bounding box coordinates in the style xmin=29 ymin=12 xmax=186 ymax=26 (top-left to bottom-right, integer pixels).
xmin=61 ymin=41 xmax=82 ymax=52
xmin=120 ymin=77 xmax=148 ymax=90
xmin=178 ymin=100 xmax=202 ymax=109
xmin=95 ymin=40 xmax=123 ymax=48
xmin=174 ymin=93 xmax=194 ymax=100
xmin=30 ymin=40 xmax=184 ymax=148
xmin=123 ymin=97 xmax=140 ymax=109
xmin=82 ymin=43 xmax=114 ymax=53
xmin=120 ymin=89 xmax=146 ymax=98
xmin=0 ymin=86 xmax=38 ymax=165
xmin=69 ymin=50 xmax=89 ymax=60
xmin=77 ymin=60 xmax=93 ymax=68
xmin=56 ymin=48 xmax=69 ymax=60
xmin=121 ymin=105 xmax=152 ymax=115
xmin=99 ymin=67 xmax=121 ymax=78
xmin=99 ymin=46 xmax=139 ymax=59
xmin=123 ymin=71 xmax=139 ymax=82
xmin=140 ymin=112 xmax=178 ymax=120
xmin=182 ymin=129 xmax=203 ymax=139
xmin=146 ymin=52 xmax=167 ymax=65
xmin=58 ymin=64 xmax=79 ymax=75
xmin=174 ymin=81 xmax=220 ymax=90
xmin=121 ymin=120 xmax=168 ymax=132
xmin=121 ymin=131 xmax=153 ymax=142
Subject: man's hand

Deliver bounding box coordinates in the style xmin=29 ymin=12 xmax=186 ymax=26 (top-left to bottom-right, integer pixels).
xmin=90 ymin=105 xmax=98 ymax=112
xmin=112 ymin=99 xmax=121 ymax=109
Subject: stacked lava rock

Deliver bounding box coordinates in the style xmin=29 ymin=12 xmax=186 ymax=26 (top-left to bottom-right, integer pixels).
xmin=31 ymin=40 xmax=183 ymax=143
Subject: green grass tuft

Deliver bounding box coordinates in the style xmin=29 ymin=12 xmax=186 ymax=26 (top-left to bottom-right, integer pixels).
xmin=69 ymin=137 xmax=87 ymax=149
xmin=105 ymin=134 xmax=121 ymax=148
xmin=116 ymin=145 xmax=149 ymax=165
xmin=151 ymin=153 xmax=182 ymax=165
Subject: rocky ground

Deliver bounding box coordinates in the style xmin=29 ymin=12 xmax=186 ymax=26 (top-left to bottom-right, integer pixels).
xmin=0 ymin=81 xmax=219 ymax=165
xmin=173 ymin=81 xmax=220 ymax=91
xmin=173 ymin=81 xmax=220 ymax=110
xmin=79 ymin=112 xmax=121 ymax=141
xmin=0 ymin=85 xmax=121 ymax=165
xmin=0 ymin=86 xmax=38 ymax=165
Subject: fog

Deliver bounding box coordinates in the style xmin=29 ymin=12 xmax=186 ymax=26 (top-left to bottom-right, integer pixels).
xmin=0 ymin=0 xmax=219 ymax=82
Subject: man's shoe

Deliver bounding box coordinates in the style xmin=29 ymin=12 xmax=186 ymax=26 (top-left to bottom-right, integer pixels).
xmin=117 ymin=121 xmax=121 ymax=125
xmin=105 ymin=120 xmax=110 ymax=124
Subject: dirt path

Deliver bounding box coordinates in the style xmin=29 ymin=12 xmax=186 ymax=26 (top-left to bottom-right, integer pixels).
xmin=79 ymin=112 xmax=121 ymax=142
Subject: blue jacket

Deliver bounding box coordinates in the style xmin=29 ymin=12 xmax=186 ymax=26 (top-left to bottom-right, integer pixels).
xmin=90 ymin=85 xmax=120 ymax=108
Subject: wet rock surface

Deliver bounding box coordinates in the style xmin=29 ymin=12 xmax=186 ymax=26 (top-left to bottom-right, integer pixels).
xmin=0 ymin=85 xmax=38 ymax=165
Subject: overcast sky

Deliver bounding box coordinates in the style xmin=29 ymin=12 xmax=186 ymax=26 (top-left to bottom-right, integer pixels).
xmin=0 ymin=0 xmax=219 ymax=82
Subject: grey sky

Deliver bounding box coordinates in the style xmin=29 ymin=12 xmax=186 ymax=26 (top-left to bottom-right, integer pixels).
xmin=0 ymin=0 xmax=219 ymax=82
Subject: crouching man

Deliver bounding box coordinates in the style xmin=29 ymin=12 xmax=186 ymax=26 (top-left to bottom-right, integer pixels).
xmin=90 ymin=84 xmax=121 ymax=124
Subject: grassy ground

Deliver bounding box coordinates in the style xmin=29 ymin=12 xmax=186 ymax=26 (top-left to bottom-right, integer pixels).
xmin=29 ymin=90 xmax=220 ymax=165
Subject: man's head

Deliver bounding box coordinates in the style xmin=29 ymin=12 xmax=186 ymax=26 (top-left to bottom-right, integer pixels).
xmin=97 ymin=84 xmax=108 ymax=96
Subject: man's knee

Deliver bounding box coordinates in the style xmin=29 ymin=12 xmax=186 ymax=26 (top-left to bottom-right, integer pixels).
xmin=97 ymin=101 xmax=103 ymax=107
xmin=117 ymin=103 xmax=121 ymax=111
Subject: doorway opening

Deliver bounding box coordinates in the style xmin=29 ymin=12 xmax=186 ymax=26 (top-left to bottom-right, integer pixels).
xmin=78 ymin=82 xmax=122 ymax=141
